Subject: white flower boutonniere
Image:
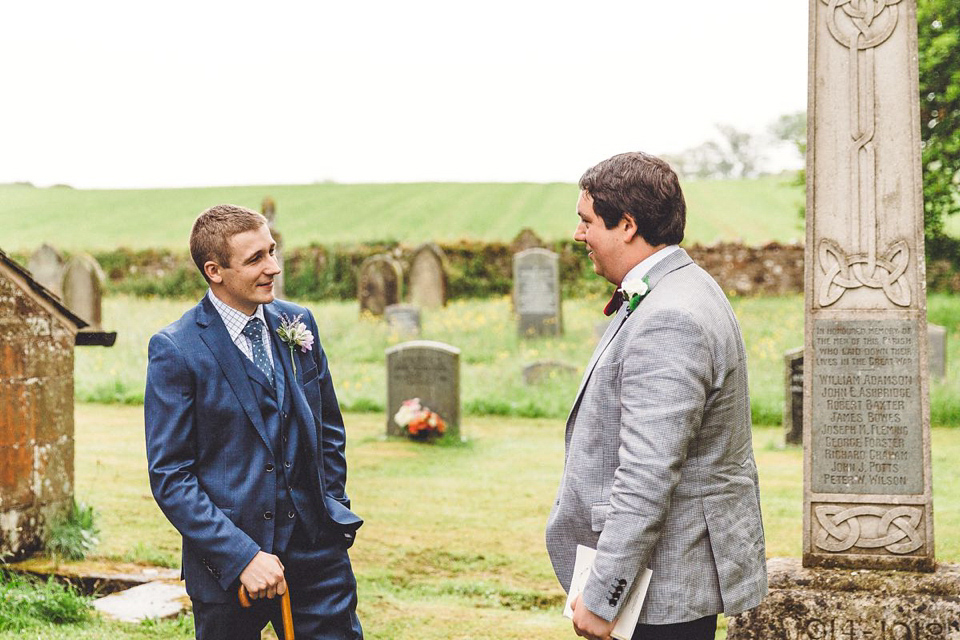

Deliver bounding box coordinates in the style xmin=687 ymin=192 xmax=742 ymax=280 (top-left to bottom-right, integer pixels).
xmin=276 ymin=313 xmax=314 ymax=376
xmin=621 ymin=276 xmax=651 ymax=314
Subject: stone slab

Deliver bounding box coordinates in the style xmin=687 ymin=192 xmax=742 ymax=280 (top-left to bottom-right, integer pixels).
xmin=385 ymin=304 xmax=421 ymax=337
xmin=728 ymin=557 xmax=960 ymax=639
xmin=784 ymin=347 xmax=804 ymax=446
xmin=513 ymin=248 xmax=562 ymax=337
xmin=522 ymin=360 xmax=577 ymax=385
xmin=386 ymin=340 xmax=460 ymax=439
xmin=92 ymin=580 xmax=190 ymax=622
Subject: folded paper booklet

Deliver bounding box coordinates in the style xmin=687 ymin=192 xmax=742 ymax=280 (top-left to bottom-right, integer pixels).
xmin=562 ymin=545 xmax=653 ymax=640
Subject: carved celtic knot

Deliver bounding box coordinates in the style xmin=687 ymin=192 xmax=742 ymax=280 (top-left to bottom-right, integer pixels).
xmin=818 ymin=238 xmax=911 ymax=306
xmin=815 ymin=505 xmax=923 ymax=554
xmin=821 ymin=0 xmax=903 ymax=50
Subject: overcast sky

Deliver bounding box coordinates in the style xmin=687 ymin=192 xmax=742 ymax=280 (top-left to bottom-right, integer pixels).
xmin=0 ymin=1 xmax=809 ymax=189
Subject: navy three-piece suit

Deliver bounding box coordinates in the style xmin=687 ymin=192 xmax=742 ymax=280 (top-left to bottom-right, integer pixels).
xmin=145 ymin=294 xmax=363 ymax=638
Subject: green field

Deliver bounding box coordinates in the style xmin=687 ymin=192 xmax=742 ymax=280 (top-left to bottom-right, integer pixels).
xmin=74 ymin=293 xmax=960 ymax=427
xmin=0 ymin=176 xmax=805 ymax=252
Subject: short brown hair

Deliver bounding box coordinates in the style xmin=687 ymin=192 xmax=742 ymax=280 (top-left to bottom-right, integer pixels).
xmin=189 ymin=204 xmax=268 ymax=281
xmin=579 ymin=151 xmax=685 ymax=246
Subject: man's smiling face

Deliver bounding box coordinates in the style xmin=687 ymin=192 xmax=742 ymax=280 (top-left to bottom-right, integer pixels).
xmin=574 ymin=190 xmax=628 ymax=286
xmin=210 ymin=223 xmax=281 ymax=315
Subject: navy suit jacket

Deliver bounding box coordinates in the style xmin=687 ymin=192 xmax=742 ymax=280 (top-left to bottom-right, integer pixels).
xmin=145 ymin=295 xmax=362 ymax=603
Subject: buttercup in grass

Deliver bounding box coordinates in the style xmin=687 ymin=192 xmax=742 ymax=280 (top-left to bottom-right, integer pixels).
xmin=394 ymin=398 xmax=447 ymax=441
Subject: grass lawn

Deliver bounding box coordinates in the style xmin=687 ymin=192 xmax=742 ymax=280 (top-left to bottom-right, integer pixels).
xmin=7 ymin=405 xmax=953 ymax=639
xmin=74 ymin=294 xmax=960 ymax=427
xmin=0 ymin=176 xmax=804 ymax=252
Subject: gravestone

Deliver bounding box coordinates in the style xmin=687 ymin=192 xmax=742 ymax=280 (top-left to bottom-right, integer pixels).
xmin=27 ymin=244 xmax=65 ymax=297
xmin=385 ymin=341 xmax=460 ymax=439
xmin=510 ymin=228 xmax=544 ymax=253
xmin=261 ymin=197 xmax=284 ymax=298
xmin=522 ymin=360 xmax=577 ymax=385
xmin=783 ymin=347 xmax=804 ymax=446
xmin=358 ymin=255 xmax=402 ymax=316
xmin=728 ymin=1 xmax=958 ymax=636
xmin=62 ymin=253 xmax=105 ymax=328
xmin=928 ymin=324 xmax=946 ymax=380
xmin=513 ymin=248 xmax=562 ymax=337
xmin=408 ymin=243 xmax=447 ymax=309
xmin=385 ymin=304 xmax=421 ymax=337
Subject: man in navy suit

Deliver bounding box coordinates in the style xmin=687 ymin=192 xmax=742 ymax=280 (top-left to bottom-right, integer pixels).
xmin=145 ymin=204 xmax=363 ymax=639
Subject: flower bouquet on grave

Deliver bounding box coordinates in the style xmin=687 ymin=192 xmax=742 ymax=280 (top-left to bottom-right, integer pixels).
xmin=393 ymin=398 xmax=446 ymax=441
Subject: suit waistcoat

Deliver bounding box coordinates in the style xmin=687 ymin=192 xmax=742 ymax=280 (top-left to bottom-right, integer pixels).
xmin=240 ymin=349 xmax=322 ymax=552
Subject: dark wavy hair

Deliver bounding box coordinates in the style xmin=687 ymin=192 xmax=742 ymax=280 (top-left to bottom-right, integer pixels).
xmin=579 ymin=151 xmax=685 ymax=246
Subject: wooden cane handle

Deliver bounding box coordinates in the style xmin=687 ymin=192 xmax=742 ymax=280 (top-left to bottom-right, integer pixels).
xmin=237 ymin=586 xmax=294 ymax=640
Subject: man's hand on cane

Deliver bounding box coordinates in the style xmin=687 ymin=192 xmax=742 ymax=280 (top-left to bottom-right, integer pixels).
xmin=239 ymin=551 xmax=286 ymax=599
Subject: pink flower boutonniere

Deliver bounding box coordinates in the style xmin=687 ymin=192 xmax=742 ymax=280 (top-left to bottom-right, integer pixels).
xmin=276 ymin=313 xmax=314 ymax=376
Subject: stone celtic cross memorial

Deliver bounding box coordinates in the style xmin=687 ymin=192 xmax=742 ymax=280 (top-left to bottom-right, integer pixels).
xmin=728 ymin=1 xmax=960 ymax=637
xmin=385 ymin=341 xmax=460 ymax=439
xmin=513 ymin=248 xmax=562 ymax=337
xmin=803 ymin=0 xmax=932 ymax=573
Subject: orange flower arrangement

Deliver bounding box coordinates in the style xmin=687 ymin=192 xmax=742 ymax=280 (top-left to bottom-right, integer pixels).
xmin=394 ymin=398 xmax=447 ymax=441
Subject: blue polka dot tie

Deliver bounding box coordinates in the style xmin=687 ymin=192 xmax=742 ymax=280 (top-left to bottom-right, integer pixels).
xmin=242 ymin=317 xmax=274 ymax=386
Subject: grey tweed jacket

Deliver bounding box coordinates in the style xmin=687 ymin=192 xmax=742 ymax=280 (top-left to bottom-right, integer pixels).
xmin=545 ymin=249 xmax=767 ymax=625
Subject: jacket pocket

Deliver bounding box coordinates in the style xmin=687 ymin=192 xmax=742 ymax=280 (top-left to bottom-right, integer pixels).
xmin=301 ymin=364 xmax=319 ymax=385
xmin=591 ymin=502 xmax=612 ymax=533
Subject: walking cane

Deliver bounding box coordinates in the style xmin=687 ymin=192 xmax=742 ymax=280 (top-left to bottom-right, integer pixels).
xmin=238 ymin=584 xmax=295 ymax=640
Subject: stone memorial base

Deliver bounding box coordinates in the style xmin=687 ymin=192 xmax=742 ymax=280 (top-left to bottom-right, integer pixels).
xmin=728 ymin=558 xmax=960 ymax=639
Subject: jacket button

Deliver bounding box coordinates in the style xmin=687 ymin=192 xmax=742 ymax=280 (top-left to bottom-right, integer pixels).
xmin=265 ymin=463 xmax=274 ymax=472
xmin=263 ymin=511 xmax=273 ymax=520
xmin=284 ymin=461 xmax=292 ymax=468
xmin=287 ymin=510 xmax=295 ymax=519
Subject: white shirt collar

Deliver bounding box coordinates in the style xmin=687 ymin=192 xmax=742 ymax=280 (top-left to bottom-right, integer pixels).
xmin=620 ymin=245 xmax=681 ymax=287
xmin=207 ymin=289 xmax=267 ymax=343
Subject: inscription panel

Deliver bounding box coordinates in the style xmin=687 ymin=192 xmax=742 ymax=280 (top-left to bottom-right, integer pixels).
xmin=811 ymin=319 xmax=922 ymax=495
xmin=516 ymin=264 xmax=558 ymax=315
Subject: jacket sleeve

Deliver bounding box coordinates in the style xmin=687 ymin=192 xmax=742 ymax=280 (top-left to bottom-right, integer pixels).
xmin=144 ymin=331 xmax=260 ymax=591
xmin=581 ymin=308 xmax=712 ymax=621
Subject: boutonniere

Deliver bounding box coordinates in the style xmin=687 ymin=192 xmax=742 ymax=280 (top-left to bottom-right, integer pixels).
xmin=621 ymin=276 xmax=650 ymax=314
xmin=276 ymin=313 xmax=314 ymax=376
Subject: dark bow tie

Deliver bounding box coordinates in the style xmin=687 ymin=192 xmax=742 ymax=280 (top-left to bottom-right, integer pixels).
xmin=603 ymin=289 xmax=625 ymax=316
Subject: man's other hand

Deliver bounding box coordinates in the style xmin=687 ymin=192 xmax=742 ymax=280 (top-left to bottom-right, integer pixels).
xmin=239 ymin=551 xmax=287 ymax=600
xmin=571 ymin=594 xmax=616 ymax=640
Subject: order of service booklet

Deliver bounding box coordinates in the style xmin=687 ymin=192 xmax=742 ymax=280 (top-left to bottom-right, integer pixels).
xmin=562 ymin=545 xmax=653 ymax=640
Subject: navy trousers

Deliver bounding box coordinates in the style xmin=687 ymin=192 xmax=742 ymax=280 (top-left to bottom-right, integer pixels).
xmin=191 ymin=525 xmax=362 ymax=640
xmin=632 ymin=614 xmax=717 ymax=640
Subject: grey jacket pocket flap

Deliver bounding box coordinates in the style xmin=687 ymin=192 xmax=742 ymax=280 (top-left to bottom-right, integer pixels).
xmin=591 ymin=502 xmax=611 ymax=532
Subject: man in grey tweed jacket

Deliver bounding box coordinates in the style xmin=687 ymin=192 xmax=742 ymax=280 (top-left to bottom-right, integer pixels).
xmin=545 ymin=152 xmax=767 ymax=640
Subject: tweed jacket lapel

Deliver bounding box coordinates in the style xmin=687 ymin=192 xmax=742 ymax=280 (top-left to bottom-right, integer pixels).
xmin=565 ymin=249 xmax=695 ymax=427
xmin=195 ymin=297 xmax=275 ymax=457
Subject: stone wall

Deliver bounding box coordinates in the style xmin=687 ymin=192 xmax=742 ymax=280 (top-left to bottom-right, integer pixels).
xmin=0 ymin=270 xmax=75 ymax=561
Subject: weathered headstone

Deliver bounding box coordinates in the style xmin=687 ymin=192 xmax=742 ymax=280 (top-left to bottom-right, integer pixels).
xmin=510 ymin=228 xmax=544 ymax=253
xmin=408 ymin=243 xmax=447 ymax=309
xmin=729 ymin=1 xmax=956 ymax=636
xmin=783 ymin=347 xmax=804 ymax=446
xmin=385 ymin=304 xmax=421 ymax=337
xmin=358 ymin=255 xmax=403 ymax=316
xmin=386 ymin=341 xmax=460 ymax=439
xmin=261 ymin=197 xmax=284 ymax=298
xmin=62 ymin=253 xmax=105 ymax=328
xmin=522 ymin=360 xmax=577 ymax=385
xmin=27 ymin=244 xmax=65 ymax=297
xmin=928 ymin=324 xmax=946 ymax=380
xmin=513 ymin=248 xmax=562 ymax=337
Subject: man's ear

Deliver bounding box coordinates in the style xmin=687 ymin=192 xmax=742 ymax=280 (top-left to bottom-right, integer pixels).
xmin=204 ymin=261 xmax=224 ymax=284
xmin=620 ymin=213 xmax=639 ymax=241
